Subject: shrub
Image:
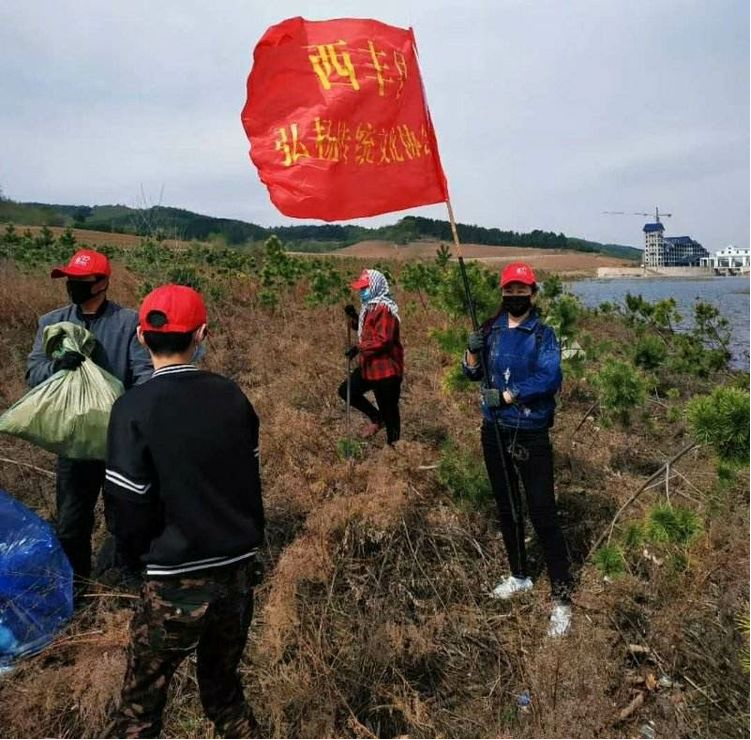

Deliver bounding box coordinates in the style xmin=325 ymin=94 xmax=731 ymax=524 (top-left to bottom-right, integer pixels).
xmin=306 ymin=263 xmax=349 ymax=306
xmin=623 ymin=523 xmax=644 ymax=549
xmin=336 ymin=437 xmax=363 ymax=460
xmin=686 ymin=386 xmax=750 ymax=465
xmin=167 ymin=266 xmax=205 ymax=292
xmin=633 ymin=334 xmax=668 ymax=370
xmin=430 ymin=327 xmax=468 ymax=355
xmin=58 ymin=227 xmax=77 ymax=249
xmin=545 ymin=293 xmax=581 ymax=341
xmin=434 ymin=243 xmax=452 ymax=270
xmin=591 ymin=359 xmax=647 ymax=425
xmin=441 ymin=363 xmax=473 ymax=393
xmin=541 ymin=274 xmax=563 ymax=300
xmin=646 ymin=505 xmax=702 ymax=547
xmin=435 ymin=261 xmax=498 ymax=321
xmin=594 ymin=544 xmax=625 ymax=578
xmin=400 ymin=261 xmax=441 ymax=309
xmin=437 ymin=440 xmax=492 ymax=508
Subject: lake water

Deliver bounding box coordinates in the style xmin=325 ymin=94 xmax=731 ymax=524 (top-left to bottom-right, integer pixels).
xmin=565 ymin=276 xmax=750 ymax=370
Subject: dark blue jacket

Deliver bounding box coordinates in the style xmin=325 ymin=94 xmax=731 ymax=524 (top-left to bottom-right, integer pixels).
xmin=462 ymin=310 xmax=562 ymax=430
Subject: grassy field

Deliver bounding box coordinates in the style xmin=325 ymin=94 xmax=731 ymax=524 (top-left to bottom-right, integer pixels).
xmin=0 ymin=236 xmax=748 ymax=738
xmin=13 ymin=226 xmax=630 ymax=276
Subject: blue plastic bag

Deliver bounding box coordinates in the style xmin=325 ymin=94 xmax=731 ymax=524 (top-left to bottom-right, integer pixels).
xmin=0 ymin=489 xmax=73 ymax=667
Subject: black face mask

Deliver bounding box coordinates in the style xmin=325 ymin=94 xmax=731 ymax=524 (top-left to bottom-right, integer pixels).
xmin=502 ymin=295 xmax=532 ymax=318
xmin=66 ymin=280 xmax=99 ymax=306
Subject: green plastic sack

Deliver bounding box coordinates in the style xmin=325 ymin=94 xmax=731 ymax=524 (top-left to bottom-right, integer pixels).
xmin=0 ymin=322 xmax=124 ymax=460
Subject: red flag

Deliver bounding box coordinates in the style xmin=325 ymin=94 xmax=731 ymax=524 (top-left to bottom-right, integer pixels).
xmin=241 ymin=17 xmax=449 ymax=221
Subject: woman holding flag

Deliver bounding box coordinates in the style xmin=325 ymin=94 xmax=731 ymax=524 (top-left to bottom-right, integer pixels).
xmin=243 ymin=15 xmax=572 ymax=633
xmin=339 ymin=269 xmax=404 ymax=445
xmin=463 ymin=262 xmax=573 ymax=638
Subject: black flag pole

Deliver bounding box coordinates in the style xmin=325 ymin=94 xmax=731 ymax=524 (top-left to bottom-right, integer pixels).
xmin=346 ymin=319 xmax=352 ymax=442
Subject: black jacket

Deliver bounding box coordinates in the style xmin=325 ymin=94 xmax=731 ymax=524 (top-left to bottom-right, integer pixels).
xmin=104 ymin=364 xmax=264 ymax=577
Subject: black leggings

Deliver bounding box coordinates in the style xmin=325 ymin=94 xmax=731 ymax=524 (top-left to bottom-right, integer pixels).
xmin=338 ymin=368 xmax=402 ymax=444
xmin=481 ymin=421 xmax=572 ymax=601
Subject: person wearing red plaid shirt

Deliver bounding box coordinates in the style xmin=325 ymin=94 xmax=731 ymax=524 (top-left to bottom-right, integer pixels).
xmin=339 ymin=269 xmax=404 ymax=444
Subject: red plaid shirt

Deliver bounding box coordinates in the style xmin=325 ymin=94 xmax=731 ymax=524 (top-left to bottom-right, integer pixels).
xmin=358 ymin=305 xmax=404 ymax=381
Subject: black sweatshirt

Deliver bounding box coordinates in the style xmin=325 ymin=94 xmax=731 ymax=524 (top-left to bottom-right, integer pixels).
xmin=104 ymin=364 xmax=264 ymax=578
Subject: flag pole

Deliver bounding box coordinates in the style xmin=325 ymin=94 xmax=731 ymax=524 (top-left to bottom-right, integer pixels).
xmin=345 ymin=320 xmax=352 ymax=441
xmin=446 ymin=198 xmax=463 ymax=260
xmin=446 ymin=198 xmax=523 ymax=570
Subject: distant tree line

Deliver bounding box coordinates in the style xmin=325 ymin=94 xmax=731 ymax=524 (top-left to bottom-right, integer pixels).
xmin=1 ymin=195 xmax=641 ymax=260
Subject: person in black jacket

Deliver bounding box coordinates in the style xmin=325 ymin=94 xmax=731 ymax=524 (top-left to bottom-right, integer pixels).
xmin=104 ymin=284 xmax=263 ymax=739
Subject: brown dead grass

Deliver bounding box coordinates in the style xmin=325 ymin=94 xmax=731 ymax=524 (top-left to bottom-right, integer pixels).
xmin=16 ymin=226 xmax=156 ymax=250
xmin=312 ymin=240 xmax=630 ymax=276
xmin=0 ymin=257 xmax=747 ymax=738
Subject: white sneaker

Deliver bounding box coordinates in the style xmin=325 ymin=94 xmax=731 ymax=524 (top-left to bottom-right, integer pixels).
xmin=490 ymin=576 xmax=533 ymax=600
xmin=547 ymin=601 xmax=572 ymax=637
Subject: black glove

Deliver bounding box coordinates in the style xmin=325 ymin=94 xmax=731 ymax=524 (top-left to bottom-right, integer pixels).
xmin=345 ymin=346 xmax=360 ymax=360
xmin=54 ymin=350 xmax=85 ymax=371
xmin=481 ymin=388 xmax=503 ymax=408
xmin=344 ymin=303 xmax=358 ymax=320
xmin=467 ymin=330 xmax=485 ymax=354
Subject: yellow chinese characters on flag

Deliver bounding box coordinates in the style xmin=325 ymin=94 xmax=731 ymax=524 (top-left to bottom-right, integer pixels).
xmin=241 ymin=17 xmax=449 ymax=221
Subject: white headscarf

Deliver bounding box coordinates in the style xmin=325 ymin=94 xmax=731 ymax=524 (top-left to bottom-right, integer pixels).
xmin=358 ymin=269 xmax=401 ymax=339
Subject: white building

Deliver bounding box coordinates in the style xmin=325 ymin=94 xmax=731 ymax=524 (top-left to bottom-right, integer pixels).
xmin=643 ymin=222 xmax=665 ymax=267
xmin=699 ymin=245 xmax=750 ymax=270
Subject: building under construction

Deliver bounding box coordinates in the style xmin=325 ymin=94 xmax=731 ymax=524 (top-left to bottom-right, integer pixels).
xmin=643 ymin=221 xmax=709 ymax=267
xmin=604 ymin=208 xmax=709 ymax=268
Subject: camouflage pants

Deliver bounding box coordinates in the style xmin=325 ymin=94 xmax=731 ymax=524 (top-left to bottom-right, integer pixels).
xmin=107 ymin=560 xmax=259 ymax=738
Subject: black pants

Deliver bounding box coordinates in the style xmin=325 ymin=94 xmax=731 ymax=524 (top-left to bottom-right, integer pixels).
xmin=481 ymin=422 xmax=572 ymax=601
xmin=56 ymin=457 xmax=106 ymax=580
xmin=338 ymin=368 xmax=402 ymax=444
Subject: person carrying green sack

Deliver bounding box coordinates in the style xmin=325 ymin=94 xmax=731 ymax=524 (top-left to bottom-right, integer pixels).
xmin=24 ymin=249 xmax=152 ymax=582
xmin=1 ymin=321 xmax=124 ymax=459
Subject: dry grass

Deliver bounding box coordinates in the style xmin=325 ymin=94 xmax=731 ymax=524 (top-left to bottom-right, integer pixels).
xmin=311 ymin=240 xmax=630 ymax=276
xmin=16 ymin=226 xmax=170 ymax=250
xmin=0 ymin=258 xmax=747 ymax=738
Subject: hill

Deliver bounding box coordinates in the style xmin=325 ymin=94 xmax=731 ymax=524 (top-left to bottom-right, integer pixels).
xmin=1 ymin=196 xmax=641 ymax=261
xmin=313 ymin=240 xmax=631 ymax=276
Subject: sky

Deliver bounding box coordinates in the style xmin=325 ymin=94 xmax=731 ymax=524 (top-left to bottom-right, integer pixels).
xmin=0 ymin=0 xmax=748 ymax=250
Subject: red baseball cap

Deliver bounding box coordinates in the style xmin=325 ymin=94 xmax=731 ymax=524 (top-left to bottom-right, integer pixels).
xmin=500 ymin=262 xmax=537 ymax=288
xmin=350 ymin=269 xmax=370 ymax=290
xmin=51 ymin=249 xmax=111 ymax=279
xmin=139 ymin=284 xmax=207 ymax=333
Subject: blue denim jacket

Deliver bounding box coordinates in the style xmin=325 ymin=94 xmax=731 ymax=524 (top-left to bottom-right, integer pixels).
xmin=462 ymin=310 xmax=562 ymax=430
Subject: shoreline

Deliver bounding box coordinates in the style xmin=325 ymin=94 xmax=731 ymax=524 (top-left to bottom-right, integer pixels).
xmin=579 ymin=274 xmax=751 ymax=282
xmin=596 ymin=266 xmax=749 ymax=279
